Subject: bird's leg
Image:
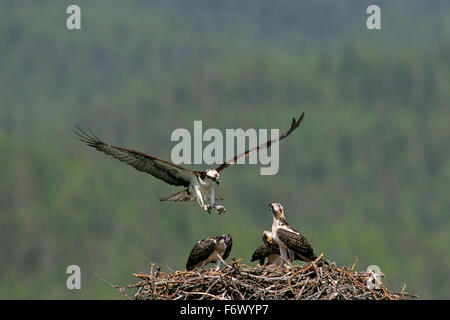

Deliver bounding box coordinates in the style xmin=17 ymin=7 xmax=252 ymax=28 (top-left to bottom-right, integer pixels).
xmin=280 ymin=257 xmax=293 ymax=269
xmin=193 ymin=185 xmax=211 ymax=214
xmin=217 ymin=255 xmax=231 ymax=270
xmin=287 ymin=249 xmax=294 ymax=263
xmin=279 ymin=247 xmax=286 ymax=268
xmin=215 ymin=205 xmax=226 ymax=215
xmin=279 ymin=247 xmax=292 ymax=269
xmin=210 ymin=187 xmax=226 ymax=215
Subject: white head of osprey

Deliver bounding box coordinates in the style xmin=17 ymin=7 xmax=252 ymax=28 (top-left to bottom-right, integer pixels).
xmin=171 ymin=121 xmax=280 ymax=175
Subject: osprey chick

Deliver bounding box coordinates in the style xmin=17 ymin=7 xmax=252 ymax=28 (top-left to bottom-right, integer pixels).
xmin=251 ymin=231 xmax=282 ymax=266
xmin=269 ymin=202 xmax=325 ymax=267
xmin=185 ymin=234 xmax=233 ymax=271
xmin=251 ymin=230 xmax=308 ymax=266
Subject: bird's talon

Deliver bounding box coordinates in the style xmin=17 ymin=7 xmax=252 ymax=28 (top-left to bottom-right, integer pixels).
xmin=204 ymin=205 xmax=212 ymax=214
xmin=215 ymin=205 xmax=226 ymax=215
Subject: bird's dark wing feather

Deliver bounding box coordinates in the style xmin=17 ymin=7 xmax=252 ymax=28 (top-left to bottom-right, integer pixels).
xmin=276 ymin=228 xmax=317 ymax=262
xmin=222 ymin=237 xmax=232 ymax=261
xmin=215 ymin=113 xmax=305 ymax=173
xmin=251 ymin=244 xmax=279 ymax=264
xmin=159 ymin=189 xmax=195 ymax=202
xmin=74 ymin=126 xmax=197 ymax=187
xmin=185 ymin=238 xmax=217 ymax=271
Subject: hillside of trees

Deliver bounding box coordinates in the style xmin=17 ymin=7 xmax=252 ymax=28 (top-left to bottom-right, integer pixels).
xmin=0 ymin=1 xmax=449 ymax=299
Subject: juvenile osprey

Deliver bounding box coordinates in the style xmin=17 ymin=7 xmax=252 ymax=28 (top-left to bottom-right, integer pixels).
xmin=251 ymin=231 xmax=281 ymax=266
xmin=185 ymin=234 xmax=232 ymax=271
xmin=74 ymin=113 xmax=304 ymax=215
xmin=269 ymin=202 xmax=324 ymax=267
xmin=251 ymin=230 xmax=307 ymax=266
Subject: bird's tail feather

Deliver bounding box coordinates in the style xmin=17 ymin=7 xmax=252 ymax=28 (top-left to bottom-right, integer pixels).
xmin=159 ymin=189 xmax=195 ymax=202
xmin=159 ymin=189 xmax=224 ymax=202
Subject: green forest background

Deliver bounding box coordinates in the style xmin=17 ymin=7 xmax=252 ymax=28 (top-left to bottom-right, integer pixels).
xmin=0 ymin=0 xmax=449 ymax=299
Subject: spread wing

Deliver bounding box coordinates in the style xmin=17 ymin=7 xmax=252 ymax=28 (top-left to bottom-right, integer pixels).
xmin=74 ymin=126 xmax=197 ymax=187
xmin=185 ymin=238 xmax=217 ymax=271
xmin=251 ymin=244 xmax=279 ymax=264
xmin=215 ymin=113 xmax=305 ymax=173
xmin=276 ymin=228 xmax=317 ymax=262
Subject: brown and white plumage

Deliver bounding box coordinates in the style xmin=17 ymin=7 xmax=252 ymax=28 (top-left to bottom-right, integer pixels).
xmin=215 ymin=113 xmax=305 ymax=173
xmin=276 ymin=228 xmax=318 ymax=262
xmin=74 ymin=126 xmax=195 ymax=187
xmin=74 ymin=114 xmax=305 ymax=214
xmin=269 ymin=202 xmax=326 ymax=267
xmin=74 ymin=126 xmax=224 ymax=213
xmin=185 ymin=234 xmax=233 ymax=271
xmin=251 ymin=231 xmax=282 ymax=266
xmin=251 ymin=230 xmax=308 ymax=266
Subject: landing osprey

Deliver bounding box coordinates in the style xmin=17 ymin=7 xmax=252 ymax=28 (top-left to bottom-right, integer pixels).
xmin=269 ymin=202 xmax=324 ymax=267
xmin=185 ymin=234 xmax=232 ymax=271
xmin=251 ymin=230 xmax=307 ymax=266
xmin=74 ymin=113 xmax=305 ymax=215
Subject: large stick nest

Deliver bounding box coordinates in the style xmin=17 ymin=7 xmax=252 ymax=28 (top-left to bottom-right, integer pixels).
xmin=112 ymin=259 xmax=417 ymax=300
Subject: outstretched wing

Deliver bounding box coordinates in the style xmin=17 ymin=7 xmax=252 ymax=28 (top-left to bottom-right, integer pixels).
xmin=276 ymin=228 xmax=317 ymax=262
xmin=215 ymin=113 xmax=305 ymax=173
xmin=74 ymin=126 xmax=197 ymax=187
xmin=251 ymin=244 xmax=278 ymax=264
xmin=251 ymin=245 xmax=268 ymax=264
xmin=186 ymin=238 xmax=217 ymax=271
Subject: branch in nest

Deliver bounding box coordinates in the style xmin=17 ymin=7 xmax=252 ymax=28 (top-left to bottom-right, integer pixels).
xmin=112 ymin=261 xmax=416 ymax=300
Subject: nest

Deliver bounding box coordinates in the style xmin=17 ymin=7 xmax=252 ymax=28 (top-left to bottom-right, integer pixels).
xmin=111 ymin=259 xmax=417 ymax=300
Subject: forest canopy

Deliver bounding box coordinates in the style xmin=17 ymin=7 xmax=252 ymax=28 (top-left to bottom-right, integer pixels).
xmin=0 ymin=1 xmax=449 ymax=299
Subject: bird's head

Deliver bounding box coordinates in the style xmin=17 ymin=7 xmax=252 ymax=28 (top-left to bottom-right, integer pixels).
xmin=262 ymin=230 xmax=274 ymax=246
xmin=269 ymin=202 xmax=286 ymax=223
xmin=205 ymin=169 xmax=220 ymax=185
xmin=220 ymin=233 xmax=232 ymax=247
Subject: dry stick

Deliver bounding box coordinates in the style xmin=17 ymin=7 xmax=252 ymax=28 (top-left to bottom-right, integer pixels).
xmin=351 ymin=257 xmax=358 ymax=271
xmin=200 ymin=276 xmax=222 ymax=300
xmin=95 ymin=273 xmax=132 ymax=300
xmin=150 ymin=263 xmax=155 ymax=296
xmin=123 ymin=261 xmax=413 ymax=300
xmin=343 ymin=268 xmax=379 ymax=300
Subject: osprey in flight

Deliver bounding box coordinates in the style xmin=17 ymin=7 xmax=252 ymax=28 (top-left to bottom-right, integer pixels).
xmin=251 ymin=230 xmax=307 ymax=266
xmin=185 ymin=234 xmax=233 ymax=271
xmin=74 ymin=113 xmax=305 ymax=215
xmin=269 ymin=202 xmax=325 ymax=267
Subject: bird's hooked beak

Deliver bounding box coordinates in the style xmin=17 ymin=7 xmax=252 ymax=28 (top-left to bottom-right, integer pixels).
xmin=224 ymin=234 xmax=232 ymax=246
xmin=269 ymin=202 xmax=286 ymax=222
xmin=268 ymin=203 xmax=276 ymax=216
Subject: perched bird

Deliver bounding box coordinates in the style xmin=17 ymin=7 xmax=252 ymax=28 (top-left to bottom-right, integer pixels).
xmin=251 ymin=230 xmax=308 ymax=266
xmin=269 ymin=202 xmax=325 ymax=267
xmin=185 ymin=234 xmax=233 ymax=271
xmin=74 ymin=113 xmax=305 ymax=215
xmin=251 ymin=231 xmax=282 ymax=266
